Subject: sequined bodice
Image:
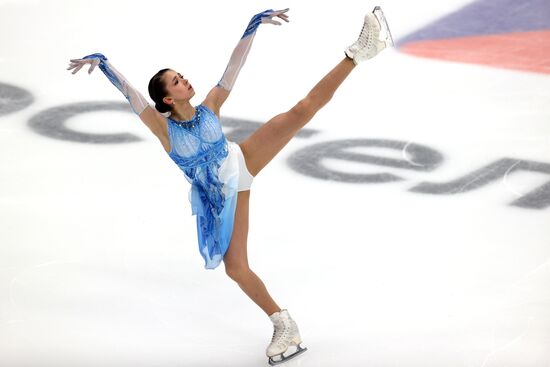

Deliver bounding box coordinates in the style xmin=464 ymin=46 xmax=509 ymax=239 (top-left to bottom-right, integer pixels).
xmin=167 ymin=105 xmax=228 ymax=176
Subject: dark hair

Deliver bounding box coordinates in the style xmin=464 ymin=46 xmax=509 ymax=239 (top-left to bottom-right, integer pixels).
xmin=148 ymin=68 xmax=172 ymax=113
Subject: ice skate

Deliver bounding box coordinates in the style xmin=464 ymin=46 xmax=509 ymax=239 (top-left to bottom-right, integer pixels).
xmin=266 ymin=310 xmax=307 ymax=365
xmin=345 ymin=6 xmax=394 ymax=64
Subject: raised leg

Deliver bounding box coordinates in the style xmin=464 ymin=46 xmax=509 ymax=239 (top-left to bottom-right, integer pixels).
xmin=223 ymin=190 xmax=281 ymax=316
xmin=240 ymin=57 xmax=356 ymax=176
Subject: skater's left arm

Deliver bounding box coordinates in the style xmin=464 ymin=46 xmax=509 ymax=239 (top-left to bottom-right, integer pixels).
xmin=203 ymin=8 xmax=289 ymax=116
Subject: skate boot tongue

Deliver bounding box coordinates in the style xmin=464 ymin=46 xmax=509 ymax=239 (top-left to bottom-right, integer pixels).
xmin=269 ymin=309 xmax=290 ymax=323
xmin=269 ymin=311 xmax=280 ymax=324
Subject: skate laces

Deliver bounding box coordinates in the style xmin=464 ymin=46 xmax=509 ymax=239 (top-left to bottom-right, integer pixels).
xmin=356 ymin=14 xmax=380 ymax=51
xmin=271 ymin=320 xmax=291 ymax=346
xmin=271 ymin=323 xmax=283 ymax=342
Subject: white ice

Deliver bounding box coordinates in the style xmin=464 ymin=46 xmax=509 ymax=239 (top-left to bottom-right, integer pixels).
xmin=1 ymin=0 xmax=549 ymax=366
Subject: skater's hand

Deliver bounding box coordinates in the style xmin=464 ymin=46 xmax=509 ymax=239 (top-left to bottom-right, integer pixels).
xmin=258 ymin=8 xmax=290 ymax=26
xmin=67 ymin=53 xmax=107 ymax=75
xmin=245 ymin=8 xmax=290 ymax=36
xmin=67 ymin=58 xmax=100 ymax=75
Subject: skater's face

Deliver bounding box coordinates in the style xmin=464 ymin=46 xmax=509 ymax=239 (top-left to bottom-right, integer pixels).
xmin=162 ymin=69 xmax=195 ymax=105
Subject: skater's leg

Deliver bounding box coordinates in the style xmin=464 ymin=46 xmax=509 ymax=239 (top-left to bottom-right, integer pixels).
xmin=240 ymin=57 xmax=355 ymax=177
xmin=223 ymin=190 xmax=281 ymax=316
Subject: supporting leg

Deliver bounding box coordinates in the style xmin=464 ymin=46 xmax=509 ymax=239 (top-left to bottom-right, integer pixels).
xmin=223 ymin=190 xmax=281 ymax=316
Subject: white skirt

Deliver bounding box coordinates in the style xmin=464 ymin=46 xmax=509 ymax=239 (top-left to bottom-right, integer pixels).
xmin=219 ymin=141 xmax=254 ymax=192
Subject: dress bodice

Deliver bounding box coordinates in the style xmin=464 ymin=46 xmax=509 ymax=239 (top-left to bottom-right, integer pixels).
xmin=167 ymin=104 xmax=228 ymax=176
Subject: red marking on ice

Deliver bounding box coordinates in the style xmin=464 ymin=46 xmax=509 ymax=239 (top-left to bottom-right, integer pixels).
xmin=401 ymin=30 xmax=550 ymax=74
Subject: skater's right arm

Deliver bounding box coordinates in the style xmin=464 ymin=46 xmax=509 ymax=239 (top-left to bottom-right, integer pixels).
xmin=67 ymin=53 xmax=166 ymax=137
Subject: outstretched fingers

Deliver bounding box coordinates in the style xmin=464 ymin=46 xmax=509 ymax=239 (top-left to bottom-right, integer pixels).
xmin=262 ymin=8 xmax=290 ymax=26
xmin=68 ymin=62 xmax=84 ymax=74
xmin=272 ymin=8 xmax=290 ymax=19
xmin=66 ymin=58 xmax=97 ymax=75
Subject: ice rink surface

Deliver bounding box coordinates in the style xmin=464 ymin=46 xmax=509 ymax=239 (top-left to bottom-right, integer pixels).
xmin=1 ymin=0 xmax=549 ymax=366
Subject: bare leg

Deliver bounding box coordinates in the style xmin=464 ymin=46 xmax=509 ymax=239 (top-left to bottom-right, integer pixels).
xmin=223 ymin=190 xmax=281 ymax=316
xmin=240 ymin=57 xmax=356 ymax=176
xmin=223 ymin=58 xmax=356 ymax=315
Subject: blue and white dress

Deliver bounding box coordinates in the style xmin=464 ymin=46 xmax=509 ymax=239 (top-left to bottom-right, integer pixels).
xmin=166 ymin=105 xmax=241 ymax=269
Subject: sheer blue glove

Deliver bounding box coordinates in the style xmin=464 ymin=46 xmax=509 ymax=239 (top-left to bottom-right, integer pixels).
xmin=67 ymin=53 xmax=149 ymax=115
xmin=218 ymin=8 xmax=290 ymax=91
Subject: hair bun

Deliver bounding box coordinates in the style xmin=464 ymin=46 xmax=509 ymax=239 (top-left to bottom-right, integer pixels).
xmin=155 ymin=102 xmax=170 ymax=114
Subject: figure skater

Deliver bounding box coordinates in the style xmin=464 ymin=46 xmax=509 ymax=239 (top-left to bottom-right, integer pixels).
xmin=67 ymin=6 xmax=393 ymax=365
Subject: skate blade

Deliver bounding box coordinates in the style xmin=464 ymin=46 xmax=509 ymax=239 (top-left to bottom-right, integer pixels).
xmin=268 ymin=344 xmax=308 ymax=366
xmin=372 ymin=6 xmax=394 ymax=47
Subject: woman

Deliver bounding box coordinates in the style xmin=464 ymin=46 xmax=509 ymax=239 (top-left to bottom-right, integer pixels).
xmin=67 ymin=6 xmax=393 ymax=365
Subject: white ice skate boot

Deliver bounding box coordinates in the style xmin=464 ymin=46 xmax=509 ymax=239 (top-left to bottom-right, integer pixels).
xmin=266 ymin=310 xmax=307 ymax=365
xmin=345 ymin=6 xmax=394 ymax=64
